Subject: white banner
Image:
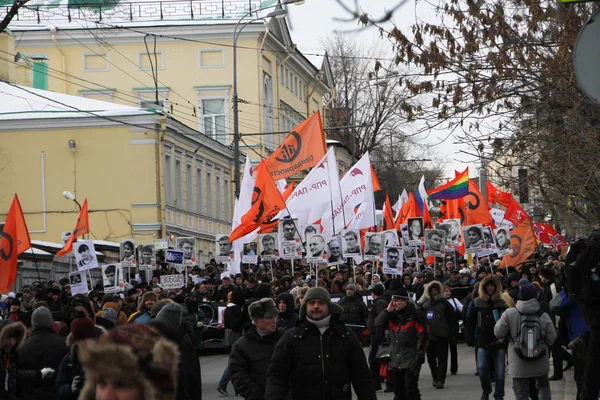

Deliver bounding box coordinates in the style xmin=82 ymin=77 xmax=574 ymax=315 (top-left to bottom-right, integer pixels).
xmin=160 ymin=274 xmax=185 ymax=290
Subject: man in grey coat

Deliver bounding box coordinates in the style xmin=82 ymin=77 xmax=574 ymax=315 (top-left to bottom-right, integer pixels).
xmin=494 ymin=284 xmax=557 ymax=400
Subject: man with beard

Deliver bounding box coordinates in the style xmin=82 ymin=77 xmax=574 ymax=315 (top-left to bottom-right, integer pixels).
xmin=266 ymin=288 xmax=376 ymax=400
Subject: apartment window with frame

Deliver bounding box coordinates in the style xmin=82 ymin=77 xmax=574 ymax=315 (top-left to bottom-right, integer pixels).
xmin=186 ymin=164 xmax=193 ymax=212
xmin=175 ymin=159 xmax=182 ymax=208
xmin=165 ymin=153 xmax=173 ymax=206
xmin=280 ymin=65 xmax=284 ymax=86
xmin=263 ymin=74 xmax=274 ymax=149
xmin=285 ymin=68 xmax=289 ymax=88
xmin=216 ymin=176 xmax=222 ymax=219
xmin=206 ymin=172 xmax=213 ymax=217
xmin=294 ymin=76 xmax=298 ymax=96
xmin=196 ymin=167 xmax=203 ymax=214
xmin=202 ymin=99 xmax=227 ymax=144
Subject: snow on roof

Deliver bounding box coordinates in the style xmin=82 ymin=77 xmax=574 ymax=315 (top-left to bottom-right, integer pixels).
xmin=0 ymin=82 xmax=154 ymax=121
xmin=22 ymin=247 xmax=53 ymax=256
xmin=31 ymin=240 xmax=104 ymax=256
xmin=92 ymin=240 xmax=121 ymax=248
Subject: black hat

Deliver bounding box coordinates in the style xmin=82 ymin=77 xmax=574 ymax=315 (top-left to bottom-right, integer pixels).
xmin=450 ymin=269 xmax=459 ymax=275
xmin=392 ymin=288 xmax=409 ymax=299
xmin=477 ymin=267 xmax=488 ymax=276
xmin=127 ymin=288 xmax=137 ymax=297
xmin=371 ymin=285 xmax=384 ymax=296
xmin=539 ymin=266 xmax=554 ymax=281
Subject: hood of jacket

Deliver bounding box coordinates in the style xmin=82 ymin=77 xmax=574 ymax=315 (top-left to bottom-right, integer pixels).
xmin=275 ymin=293 xmax=295 ymax=317
xmin=425 ymin=281 xmax=444 ymax=301
xmin=230 ymin=287 xmax=246 ymax=306
xmin=501 ymin=291 xmax=516 ymax=309
xmin=478 ymin=274 xmax=503 ymax=302
xmin=0 ymin=321 xmax=25 ymax=350
xmin=253 ymin=283 xmax=271 ymax=299
xmin=515 ymin=298 xmax=541 ymax=314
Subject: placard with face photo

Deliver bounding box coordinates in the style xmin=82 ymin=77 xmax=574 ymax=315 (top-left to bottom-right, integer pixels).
xmin=279 ymin=219 xmax=302 ymax=254
xmin=400 ymin=224 xmax=409 ymax=244
xmin=341 ymin=229 xmax=361 ymax=257
xmin=435 ymin=222 xmax=452 ymax=248
xmin=494 ymin=227 xmax=512 ymax=256
xmin=382 ymin=229 xmax=401 ymax=247
xmin=477 ymin=226 xmax=498 ymax=257
xmin=281 ymin=240 xmax=302 ymax=260
xmin=259 ymin=233 xmax=279 ymax=261
xmin=383 ymin=246 xmax=404 ymax=276
xmin=407 ymin=217 xmax=424 ymax=245
xmin=216 ymin=235 xmax=232 ymax=263
xmin=73 ymin=240 xmax=99 ymax=271
xmin=463 ymin=224 xmax=486 ymax=254
xmin=69 ymin=270 xmax=88 ymax=295
xmin=102 ymin=263 xmax=124 ymax=293
xmin=138 ymin=267 xmax=150 ymax=284
xmin=242 ymin=240 xmax=258 ymax=264
xmin=120 ymin=239 xmax=136 ymax=268
xmin=424 ymin=229 xmax=447 ymax=257
xmin=444 ymin=218 xmax=462 ymax=245
xmin=306 ymin=234 xmax=328 ymax=263
xmin=404 ymin=246 xmax=418 ymax=264
xmin=326 ymin=236 xmax=344 ymax=266
xmin=364 ymin=232 xmax=384 ymax=261
xmin=302 ymin=224 xmax=320 ymax=242
xmin=138 ymin=244 xmax=156 ymax=269
xmin=176 ymin=237 xmax=196 ymax=266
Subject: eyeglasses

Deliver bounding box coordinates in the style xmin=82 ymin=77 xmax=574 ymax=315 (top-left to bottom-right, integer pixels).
xmin=391 ymin=295 xmax=408 ymax=301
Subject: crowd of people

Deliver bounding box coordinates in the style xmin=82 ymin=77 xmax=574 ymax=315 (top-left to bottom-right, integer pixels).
xmin=0 ymin=239 xmax=598 ymax=400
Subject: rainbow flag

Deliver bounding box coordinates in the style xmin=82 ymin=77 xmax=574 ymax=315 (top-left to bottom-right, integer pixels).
xmin=427 ymin=167 xmax=469 ymax=200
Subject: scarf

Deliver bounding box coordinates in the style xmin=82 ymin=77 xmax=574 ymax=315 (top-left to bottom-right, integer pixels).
xmin=306 ymin=315 xmax=331 ymax=335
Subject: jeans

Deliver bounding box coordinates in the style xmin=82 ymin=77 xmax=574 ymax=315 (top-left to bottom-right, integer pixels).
xmin=582 ymin=326 xmax=600 ymax=400
xmin=476 ymin=347 xmax=505 ymax=400
xmin=368 ymin=338 xmax=382 ymax=390
xmin=218 ymin=366 xmax=230 ymax=389
xmin=392 ymin=368 xmax=421 ymax=400
xmin=427 ymin=338 xmax=449 ymax=384
xmin=512 ymin=375 xmax=550 ymax=400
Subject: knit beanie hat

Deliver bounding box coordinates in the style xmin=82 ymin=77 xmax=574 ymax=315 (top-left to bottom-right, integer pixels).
xmin=518 ymin=284 xmax=538 ymax=301
xmin=31 ymin=307 xmax=53 ymax=329
xmin=392 ymin=288 xmax=410 ymax=299
xmin=346 ymin=284 xmax=356 ymax=291
xmin=71 ymin=317 xmax=97 ymax=342
xmin=102 ymin=308 xmax=118 ymax=322
xmin=300 ymin=287 xmax=343 ymax=319
xmin=518 ymin=278 xmax=530 ymax=287
xmin=150 ymin=300 xmax=169 ymax=318
xmin=155 ymin=303 xmax=182 ymax=327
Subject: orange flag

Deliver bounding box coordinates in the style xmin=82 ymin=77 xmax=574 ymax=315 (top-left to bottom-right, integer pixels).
xmin=282 ymin=181 xmax=295 ymax=201
xmin=56 ymin=199 xmax=90 ymax=258
xmin=500 ymin=218 xmax=537 ymax=269
xmin=230 ymin=161 xmax=286 ymax=242
xmin=0 ymin=194 xmax=31 ymax=293
xmin=371 ymin=165 xmax=381 ymax=192
xmin=460 ymin=180 xmax=495 ymax=228
xmin=381 ymin=193 xmax=394 ymax=231
xmin=264 ymin=111 xmax=326 ymax=180
xmin=438 ymin=199 xmax=461 ymax=222
xmin=487 ymin=181 xmax=513 ymax=208
xmin=395 ymin=192 xmax=420 ymax=227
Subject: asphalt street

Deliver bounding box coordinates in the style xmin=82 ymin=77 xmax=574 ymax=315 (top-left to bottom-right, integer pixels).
xmin=199 ymin=343 xmax=576 ymax=400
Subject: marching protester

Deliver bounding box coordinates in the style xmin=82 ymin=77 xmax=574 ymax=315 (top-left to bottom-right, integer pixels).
xmin=367 ymin=284 xmax=390 ymax=391
xmin=266 ymin=287 xmax=376 ymax=400
xmin=337 ymin=283 xmax=369 ymax=341
xmin=443 ymin=284 xmax=463 ymax=376
xmin=275 ymin=292 xmax=298 ymax=330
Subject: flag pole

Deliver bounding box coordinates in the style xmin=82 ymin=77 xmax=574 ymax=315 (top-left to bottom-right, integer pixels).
xmin=284 ymin=211 xmax=308 ymax=255
xmin=291 ymin=258 xmax=294 ymax=278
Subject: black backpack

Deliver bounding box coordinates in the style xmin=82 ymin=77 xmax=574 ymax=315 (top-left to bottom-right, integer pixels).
xmin=565 ymin=233 xmax=600 ymax=305
xmin=513 ymin=309 xmax=547 ymax=360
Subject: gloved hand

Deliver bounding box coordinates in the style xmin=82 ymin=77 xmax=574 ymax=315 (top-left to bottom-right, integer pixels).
xmin=41 ymin=368 xmax=54 ymax=379
xmin=71 ymin=376 xmax=84 ymax=394
xmin=196 ymin=321 xmax=204 ymax=328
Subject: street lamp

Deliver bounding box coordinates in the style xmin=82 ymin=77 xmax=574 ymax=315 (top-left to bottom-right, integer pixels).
xmin=62 ymin=190 xmax=82 ymax=210
xmin=232 ymin=0 xmax=304 ymax=199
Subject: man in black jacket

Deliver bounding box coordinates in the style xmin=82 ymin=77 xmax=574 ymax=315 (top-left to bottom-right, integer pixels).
xmin=266 ymin=287 xmax=376 ymax=400
xmin=367 ymin=285 xmax=389 ymax=391
xmin=375 ymin=288 xmax=428 ymax=400
xmin=229 ymin=298 xmax=284 ymax=400
xmin=419 ymin=280 xmax=458 ymax=389
xmin=18 ymin=307 xmax=69 ymax=400
xmin=465 ymin=274 xmax=507 ymax=400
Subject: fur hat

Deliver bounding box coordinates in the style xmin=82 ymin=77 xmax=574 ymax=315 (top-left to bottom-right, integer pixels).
xmin=78 ymin=324 xmax=179 ymax=400
xmin=31 ymin=307 xmax=53 ymax=329
xmin=156 ymin=303 xmax=182 ymax=327
xmin=248 ymin=298 xmax=279 ymax=320
xmin=150 ymin=300 xmax=170 ymax=318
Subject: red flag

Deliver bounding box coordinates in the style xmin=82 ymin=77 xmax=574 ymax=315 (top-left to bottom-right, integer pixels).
xmin=0 ymin=195 xmax=31 ymax=292
xmin=487 ymin=182 xmax=513 ymax=208
xmin=56 ymin=199 xmax=90 ymax=258
xmin=371 ymin=165 xmax=381 ymax=192
xmin=282 ymin=181 xmax=295 ymax=201
xmin=533 ymin=223 xmax=567 ymax=251
xmin=381 ymin=193 xmax=394 ymax=231
xmin=230 ymin=161 xmax=286 ymax=242
xmin=504 ymin=199 xmax=529 ymax=226
xmin=500 ymin=218 xmax=537 ymax=269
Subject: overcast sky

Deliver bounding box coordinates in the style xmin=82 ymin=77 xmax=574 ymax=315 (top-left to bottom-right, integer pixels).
xmin=286 ymin=0 xmax=479 ymax=181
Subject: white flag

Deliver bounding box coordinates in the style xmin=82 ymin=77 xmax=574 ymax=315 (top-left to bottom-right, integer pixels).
xmin=346 ymin=200 xmax=376 ymax=230
xmin=392 ymin=188 xmax=409 ymax=213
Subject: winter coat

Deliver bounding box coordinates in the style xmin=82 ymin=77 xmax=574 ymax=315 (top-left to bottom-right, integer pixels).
xmin=17 ymin=327 xmax=69 ymax=400
xmin=127 ymin=309 xmax=151 ymax=324
xmin=229 ymin=325 xmax=284 ymax=400
xmin=553 ymin=290 xmax=590 ymax=341
xmin=265 ymin=315 xmax=376 ymax=400
xmin=0 ymin=322 xmax=40 ymax=400
xmin=275 ymin=293 xmax=298 ymax=330
xmin=180 ymin=304 xmax=198 ymax=346
xmin=374 ymin=302 xmax=428 ymax=370
xmin=337 ymin=293 xmax=368 ymax=330
xmin=465 ymin=275 xmax=507 ymax=349
xmin=494 ymin=298 xmax=557 ymax=378
xmin=367 ymin=295 xmax=389 ymax=337
xmin=54 ymin=342 xmax=85 ymax=400
xmin=215 ymin=284 xmax=236 ymax=303
xmin=419 ymin=281 xmax=458 ymax=340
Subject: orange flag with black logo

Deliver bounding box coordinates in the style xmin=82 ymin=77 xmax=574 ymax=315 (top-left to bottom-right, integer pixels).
xmin=230 ymin=161 xmax=286 ymax=242
xmin=0 ymin=194 xmax=31 ymax=292
xmin=460 ymin=180 xmax=496 ymax=228
xmin=264 ymin=111 xmax=326 ymax=180
xmin=381 ymin=193 xmax=394 ymax=231
xmin=500 ymin=218 xmax=537 ymax=269
xmin=56 ymin=199 xmax=89 ymax=258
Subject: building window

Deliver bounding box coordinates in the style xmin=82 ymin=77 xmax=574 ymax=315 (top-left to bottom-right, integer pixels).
xmin=138 ymin=51 xmax=164 ymax=70
xmin=285 ymin=68 xmax=289 ymax=88
xmin=165 ymin=153 xmax=173 ymax=206
xmin=263 ymin=74 xmax=274 ymax=149
xmin=294 ymin=76 xmax=298 ymax=96
xmin=224 ymin=178 xmax=230 ymax=221
xmin=280 ymin=64 xmax=284 ymax=86
xmin=134 ymin=88 xmax=169 ymax=112
xmin=199 ymin=49 xmax=225 ymax=68
xmin=175 ymin=158 xmax=182 ymax=208
xmin=79 ymin=89 xmax=115 ymax=102
xmin=206 ymin=172 xmax=212 ymax=218
xmin=32 ymin=62 xmax=48 ymax=90
xmin=196 ymin=167 xmax=203 ymax=214
xmin=83 ymin=53 xmax=109 ymax=72
xmin=216 ymin=175 xmax=221 ymax=219
xmin=196 ymin=86 xmax=230 ymax=145
xmin=186 ymin=164 xmax=193 ymax=212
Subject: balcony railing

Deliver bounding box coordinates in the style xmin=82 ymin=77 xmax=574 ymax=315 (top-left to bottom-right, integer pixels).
xmin=3 ymin=0 xmax=268 ymax=25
